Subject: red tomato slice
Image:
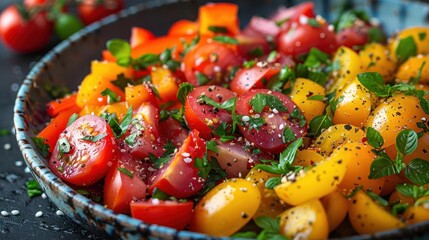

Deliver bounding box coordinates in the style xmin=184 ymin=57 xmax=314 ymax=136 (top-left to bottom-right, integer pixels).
xmin=168 ymin=19 xmax=198 ymax=36
xmin=149 ymin=129 xmax=206 ymax=198
xmin=336 ymin=27 xmax=369 ymax=50
xmin=104 ymin=152 xmax=147 ymax=214
xmin=245 ymin=16 xmax=280 ymax=37
xmin=130 ymin=200 xmax=194 ymax=230
xmin=184 ymin=85 xmax=235 ymax=139
xmin=130 ymin=27 xmax=155 ymax=48
xmin=159 ymin=118 xmax=189 ymax=148
xmin=49 ymin=115 xmax=116 ymax=186
xmin=236 ymin=32 xmax=272 ymax=59
xmin=231 ymin=65 xmax=280 ymax=96
xmin=77 ymin=0 xmax=124 ymax=25
xmin=236 ymin=89 xmax=308 ymax=154
xmin=182 ymin=42 xmax=242 ymax=86
xmin=270 ymin=2 xmax=315 ymax=29
xmin=277 ymin=20 xmax=338 ymax=58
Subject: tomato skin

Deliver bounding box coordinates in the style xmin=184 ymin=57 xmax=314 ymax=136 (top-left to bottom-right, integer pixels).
xmin=104 ymin=152 xmax=147 ymax=214
xmin=182 ymin=42 xmax=241 ymax=86
xmin=168 ymin=19 xmax=198 ymax=36
xmin=131 ymin=200 xmax=194 ymax=230
xmin=236 ymin=89 xmax=307 ymax=154
xmin=50 ymin=115 xmax=116 ymax=186
xmin=130 ymin=27 xmax=155 ymax=48
xmin=0 ymin=5 xmax=53 ymax=53
xmin=336 ymin=27 xmax=368 ymax=50
xmin=77 ymin=0 xmax=124 ymax=25
xmin=231 ymin=65 xmax=279 ymax=96
xmin=159 ymin=118 xmax=189 ymax=148
xmin=277 ymin=20 xmax=337 ymax=58
xmin=149 ymin=129 xmax=206 ymax=198
xmin=184 ymin=85 xmax=235 ymax=139
xmin=270 ymin=2 xmax=315 ymax=28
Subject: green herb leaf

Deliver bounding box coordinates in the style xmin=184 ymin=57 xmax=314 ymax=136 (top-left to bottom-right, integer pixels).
xmin=124 ymin=132 xmax=138 ymax=146
xmin=246 ymin=116 xmax=266 ymax=131
xmin=117 ymin=167 xmax=133 ymax=178
xmin=208 ymin=25 xmax=228 ymax=34
xmin=267 ymin=65 xmax=295 ymax=92
xmin=410 ymin=61 xmax=426 ymax=85
xmin=282 ymin=127 xmax=296 ymax=143
xmin=177 ymin=83 xmax=194 ymax=105
xmin=243 ymin=60 xmax=256 ymax=68
xmin=267 ymin=50 xmax=278 ymax=62
xmin=357 ymin=72 xmax=389 ymax=97
xmin=405 ymin=158 xmax=429 ymax=185
xmin=391 ymin=202 xmax=409 ymax=216
xmin=368 ymin=156 xmax=396 ymax=179
xmin=212 ymin=36 xmax=238 ymax=45
xmin=307 ymin=18 xmax=320 ymax=27
xmin=26 ymin=180 xmax=43 ymax=198
xmin=118 ymin=107 xmax=133 ymax=138
xmin=304 ymin=48 xmax=329 ymax=69
xmin=81 ymin=133 xmax=107 ymax=142
xmin=366 ymin=191 xmax=389 ymax=207
xmin=231 ymin=231 xmax=258 ymax=238
xmin=101 ymin=88 xmax=121 ymax=104
xmin=265 ymin=177 xmax=282 ymax=189
xmin=206 ymin=139 xmax=218 ymax=152
xmin=107 ymin=39 xmax=131 ymax=66
xmin=132 ymin=53 xmax=161 ymax=70
xmin=418 ymin=32 xmax=427 ymax=41
xmin=396 ymin=36 xmax=417 ymax=64
xmin=254 ymin=164 xmax=284 ymax=175
xmin=67 ymin=113 xmax=79 ymax=127
xmin=366 ymin=127 xmax=384 ymax=149
xmin=58 ymin=137 xmax=71 ymax=157
xmin=290 ymin=108 xmax=307 ymax=127
xmin=198 ymin=95 xmax=237 ymax=112
xmin=335 ymin=10 xmax=370 ymax=32
xmin=307 ymin=95 xmax=325 ymax=101
xmin=279 ymin=138 xmax=303 ymax=171
xmin=396 ymin=129 xmax=418 ymax=155
xmin=255 ymin=216 xmax=280 ymax=233
xmin=32 ymin=137 xmax=50 ymax=158
xmin=152 ymin=187 xmax=170 ymax=200
xmin=152 ymin=141 xmax=176 ymax=169
xmin=196 ymin=72 xmax=210 ymax=85
xmin=249 ymin=94 xmax=287 ymax=113
xmin=213 ymin=122 xmax=234 ymax=142
xmin=419 ymin=96 xmax=429 ymax=114
xmin=307 ymin=114 xmax=333 ymax=138
xmin=249 ymin=47 xmax=264 ymax=57
xmin=275 ymin=18 xmax=290 ymax=27
xmin=368 ymin=27 xmax=384 ymax=43
xmin=110 ymin=73 xmax=136 ymax=91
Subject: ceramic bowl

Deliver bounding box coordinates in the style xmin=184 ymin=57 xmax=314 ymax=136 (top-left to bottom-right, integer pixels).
xmin=14 ymin=0 xmax=429 ymax=239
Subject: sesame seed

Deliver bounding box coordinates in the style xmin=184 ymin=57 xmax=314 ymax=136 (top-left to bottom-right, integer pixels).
xmin=151 ymin=198 xmax=160 ymax=205
xmin=272 ymin=108 xmax=279 ymax=114
xmin=181 ymin=152 xmax=190 ymax=157
xmin=4 ymin=143 xmax=11 ymax=150
xmin=41 ymin=193 xmax=47 ymax=199
xmin=183 ymin=157 xmax=192 ymax=163
xmin=35 ymin=211 xmax=43 ymax=218
xmin=24 ymin=167 xmax=31 ymax=173
xmin=56 ymin=210 xmax=64 ymax=216
xmin=1 ymin=211 xmax=9 ymax=216
xmin=11 ymin=210 xmax=19 ymax=215
xmin=15 ymin=161 xmax=23 ymax=167
xmin=241 ymin=116 xmax=250 ymax=122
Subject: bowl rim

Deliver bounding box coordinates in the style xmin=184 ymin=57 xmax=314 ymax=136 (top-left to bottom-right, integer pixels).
xmin=13 ymin=0 xmax=429 ymax=239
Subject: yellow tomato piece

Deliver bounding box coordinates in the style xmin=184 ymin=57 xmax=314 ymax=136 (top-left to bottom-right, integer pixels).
xmin=360 ymin=43 xmax=397 ymax=82
xmin=151 ymin=67 xmax=179 ymax=102
xmin=367 ymin=94 xmax=427 ymax=148
xmin=396 ymin=55 xmax=429 ymax=84
xmin=246 ymin=168 xmax=289 ymax=219
xmin=190 ymin=178 xmax=261 ymax=236
xmin=294 ymin=149 xmax=325 ymax=167
xmin=333 ymin=77 xmax=377 ymax=127
xmin=380 ymin=174 xmax=405 ymax=196
xmin=320 ymin=190 xmax=349 ymax=232
xmin=274 ymin=153 xmax=347 ymax=206
xmin=403 ymin=196 xmax=429 ymax=224
xmin=98 ymin=102 xmax=129 ymax=121
xmin=333 ymin=141 xmax=385 ymax=195
xmin=313 ymin=124 xmax=365 ymax=156
xmin=279 ymin=199 xmax=329 ymax=240
xmin=389 ymin=27 xmax=429 ymax=55
xmin=330 ymin=46 xmax=363 ymax=93
xmin=290 ymin=78 xmax=326 ymax=122
xmin=349 ymin=190 xmax=405 ymax=235
xmin=388 ymin=190 xmax=415 ymax=206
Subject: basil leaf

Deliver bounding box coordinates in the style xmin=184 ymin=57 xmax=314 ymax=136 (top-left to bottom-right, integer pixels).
xmin=199 ymin=95 xmax=237 ymax=112
xmin=249 ymin=93 xmax=287 ymax=113
xmin=307 ymin=114 xmax=332 ymax=138
xmin=419 ymin=96 xmax=429 ymax=114
xmin=57 ymin=137 xmax=70 ymax=157
xmin=118 ymin=107 xmax=133 ymax=138
xmin=367 ymin=191 xmax=388 ymax=207
xmin=177 ymin=83 xmax=194 ymax=105
xmin=307 ymin=18 xmax=320 ymax=27
xmin=101 ymin=88 xmax=121 ymax=104
xmin=267 ymin=50 xmax=278 ymax=62
xmin=255 ymin=216 xmax=280 ymax=233
xmin=32 ymin=137 xmax=50 ymax=158
xmin=396 ymin=36 xmax=417 ymax=64
xmin=117 ymin=167 xmax=133 ymax=178
xmin=368 ymin=27 xmax=384 ymax=43
xmin=405 ymin=158 xmax=429 ymax=185
xmin=208 ymin=26 xmax=228 ymax=34
xmin=81 ymin=133 xmax=107 ymax=142
xmin=212 ymin=36 xmax=238 ymax=45
xmin=396 ymin=129 xmax=418 ymax=155
xmin=254 ymin=164 xmax=284 ymax=175
xmin=152 ymin=187 xmax=170 ymax=200
xmin=335 ymin=10 xmax=370 ymax=32
xmin=368 ymin=156 xmax=396 ymax=179
xmin=265 ymin=177 xmax=282 ymax=189
xmin=307 ymin=95 xmax=325 ymax=101
xmin=206 ymin=139 xmax=218 ymax=153
xmin=249 ymin=47 xmax=264 ymax=57
xmin=290 ymin=108 xmax=307 ymax=127
xmin=124 ymin=132 xmax=138 ymax=146
xmin=106 ymin=39 xmax=131 ymax=62
xmin=279 ymin=138 xmax=303 ymax=171
xmin=196 ymin=72 xmax=210 ymax=85
xmin=243 ymin=60 xmax=256 ymax=68
xmin=110 ymin=73 xmax=134 ymax=91
xmin=26 ymin=180 xmax=43 ymax=198
xmin=357 ymin=72 xmax=389 ymax=97
xmin=67 ymin=113 xmax=79 ymax=127
xmin=232 ymin=232 xmax=258 ymax=238
xmin=395 ymin=183 xmax=414 ymax=197
xmin=132 ymin=54 xmax=160 ymax=70
xmin=282 ymin=127 xmax=296 ymax=143
xmin=366 ymin=127 xmax=384 ymax=149
xmin=304 ymin=48 xmax=329 ymax=69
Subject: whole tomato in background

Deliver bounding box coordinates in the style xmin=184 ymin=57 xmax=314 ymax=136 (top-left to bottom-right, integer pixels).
xmin=0 ymin=4 xmax=53 ymax=53
xmin=78 ymin=0 xmax=124 ymax=25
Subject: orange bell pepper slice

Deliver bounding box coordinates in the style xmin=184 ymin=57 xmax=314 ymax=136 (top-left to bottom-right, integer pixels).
xmin=130 ymin=27 xmax=156 ymax=48
xmin=151 ymin=67 xmax=178 ymax=103
xmin=168 ymin=20 xmax=198 ymax=36
xmin=198 ymin=3 xmax=239 ymax=36
xmin=131 ymin=35 xmax=195 ymax=59
xmin=46 ymin=93 xmax=79 ymax=117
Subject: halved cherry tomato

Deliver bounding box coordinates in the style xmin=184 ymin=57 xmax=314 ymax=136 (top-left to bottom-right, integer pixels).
xmin=130 ymin=27 xmax=155 ymax=48
xmin=231 ymin=65 xmax=280 ymax=96
xmin=77 ymin=0 xmax=124 ymax=25
xmin=131 ymin=200 xmax=193 ymax=230
xmin=49 ymin=115 xmax=116 ymax=186
xmin=159 ymin=118 xmax=189 ymax=148
xmin=182 ymin=42 xmax=242 ymax=86
xmin=104 ymin=152 xmax=147 ymax=214
xmin=336 ymin=27 xmax=369 ymax=50
xmin=184 ymin=85 xmax=235 ymax=139
xmin=236 ymin=89 xmax=307 ymax=153
xmin=168 ymin=20 xmax=198 ymax=36
xmin=270 ymin=2 xmax=316 ymax=29
xmin=149 ymin=129 xmax=206 ymax=198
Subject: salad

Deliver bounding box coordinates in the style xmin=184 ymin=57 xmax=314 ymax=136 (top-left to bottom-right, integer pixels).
xmin=33 ymin=2 xmax=429 ymax=239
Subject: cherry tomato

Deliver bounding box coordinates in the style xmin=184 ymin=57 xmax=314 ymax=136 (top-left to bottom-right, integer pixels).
xmin=159 ymin=117 xmax=189 ymax=148
xmin=104 ymin=152 xmax=147 ymax=214
xmin=270 ymin=2 xmax=315 ymax=30
xmin=77 ymin=0 xmax=124 ymax=25
xmin=54 ymin=13 xmax=83 ymax=40
xmin=231 ymin=65 xmax=280 ymax=96
xmin=184 ymin=85 xmax=235 ymax=139
xmin=131 ymin=200 xmax=193 ymax=230
xmin=149 ymin=129 xmax=206 ymax=198
xmin=130 ymin=27 xmax=155 ymax=48
xmin=336 ymin=27 xmax=369 ymax=50
xmin=235 ymin=89 xmax=307 ymax=154
xmin=168 ymin=19 xmax=198 ymax=37
xmin=49 ymin=115 xmax=116 ymax=186
xmin=236 ymin=32 xmax=272 ymax=59
xmin=277 ymin=19 xmax=337 ymax=58
xmin=182 ymin=42 xmax=241 ymax=86
xmin=0 ymin=5 xmax=53 ymax=53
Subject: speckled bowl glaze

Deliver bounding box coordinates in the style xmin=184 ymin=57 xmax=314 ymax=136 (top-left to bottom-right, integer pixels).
xmin=13 ymin=0 xmax=429 ymax=239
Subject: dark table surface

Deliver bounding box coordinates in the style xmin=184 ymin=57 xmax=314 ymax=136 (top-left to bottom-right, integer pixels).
xmin=0 ymin=1 xmax=141 ymax=239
